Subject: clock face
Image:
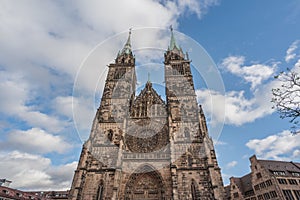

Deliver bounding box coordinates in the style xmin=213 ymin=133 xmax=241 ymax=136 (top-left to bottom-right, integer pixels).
xmin=125 ymin=128 xmax=167 ymax=153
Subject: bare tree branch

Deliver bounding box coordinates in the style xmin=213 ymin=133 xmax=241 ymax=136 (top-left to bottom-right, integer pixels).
xmin=272 ymin=68 xmax=300 ymax=134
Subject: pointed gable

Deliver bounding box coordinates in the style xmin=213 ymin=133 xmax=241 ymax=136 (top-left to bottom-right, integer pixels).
xmin=131 ymin=81 xmax=166 ymax=118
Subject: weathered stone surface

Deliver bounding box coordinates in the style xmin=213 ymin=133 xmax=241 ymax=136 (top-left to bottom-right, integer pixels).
xmin=69 ymin=31 xmax=225 ymax=200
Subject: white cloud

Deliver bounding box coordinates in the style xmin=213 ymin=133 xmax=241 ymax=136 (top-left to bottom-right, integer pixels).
xmin=226 ymin=161 xmax=238 ymax=168
xmin=0 ymin=71 xmax=66 ymax=133
xmin=285 ymin=40 xmax=300 ymax=63
xmin=166 ymin=0 xmax=220 ymax=18
xmin=196 ymin=80 xmax=276 ymax=126
xmin=246 ymin=130 xmax=300 ymax=161
xmin=3 ymin=128 xmax=71 ymax=154
xmin=0 ymin=0 xmax=218 ymax=134
xmin=53 ymin=96 xmax=95 ymax=139
xmin=0 ymin=151 xmax=77 ymax=190
xmin=221 ymin=56 xmax=276 ymax=89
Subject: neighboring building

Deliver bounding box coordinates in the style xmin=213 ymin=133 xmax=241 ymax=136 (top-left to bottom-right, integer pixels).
xmin=0 ymin=185 xmax=69 ymax=200
xmin=69 ymin=29 xmax=225 ymax=200
xmin=0 ymin=185 xmax=41 ymax=200
xmin=0 ymin=179 xmax=12 ymax=187
xmin=226 ymin=155 xmax=300 ymax=200
xmin=30 ymin=191 xmax=69 ymax=200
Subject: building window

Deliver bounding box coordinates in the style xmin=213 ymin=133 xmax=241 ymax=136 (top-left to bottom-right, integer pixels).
xmin=107 ymin=130 xmax=113 ymax=142
xmin=291 ymin=172 xmax=300 ymax=177
xmin=257 ymin=195 xmax=263 ymax=200
xmin=259 ymin=182 xmax=266 ymax=189
xmin=245 ymin=190 xmax=254 ymax=197
xmin=273 ymin=171 xmax=286 ymax=176
xmin=191 ymin=180 xmax=200 ymax=200
xmin=97 ymin=182 xmax=104 ymax=200
xmin=282 ymin=190 xmax=295 ymax=200
xmin=293 ymin=190 xmax=300 ymax=199
xmin=270 ymin=191 xmax=278 ymax=198
xmin=278 ymin=178 xmax=288 ymax=184
xmin=256 ymin=173 xmax=262 ymax=179
xmin=16 ymin=193 xmax=22 ymax=197
xmin=263 ymin=193 xmax=271 ymax=200
xmin=172 ymin=64 xmax=184 ymax=75
xmin=233 ymin=192 xmax=239 ymax=198
xmin=265 ymin=179 xmax=272 ymax=186
xmin=2 ymin=190 xmax=8 ymax=194
xmin=288 ymin=179 xmax=298 ymax=185
xmin=254 ymin=184 xmax=260 ymax=191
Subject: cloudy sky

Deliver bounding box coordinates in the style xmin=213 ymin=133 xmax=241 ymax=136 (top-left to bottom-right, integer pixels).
xmin=1 ymin=0 xmax=300 ymax=190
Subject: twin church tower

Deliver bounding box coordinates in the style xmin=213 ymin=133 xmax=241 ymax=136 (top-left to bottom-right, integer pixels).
xmin=69 ymin=29 xmax=225 ymax=200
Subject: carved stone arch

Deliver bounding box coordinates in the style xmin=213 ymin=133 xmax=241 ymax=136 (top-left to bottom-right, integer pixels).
xmin=184 ymin=127 xmax=190 ymax=139
xmin=124 ymin=164 xmax=165 ymax=200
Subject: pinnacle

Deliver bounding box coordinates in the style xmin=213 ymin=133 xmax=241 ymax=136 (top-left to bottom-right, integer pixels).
xmin=169 ymin=25 xmax=180 ymax=51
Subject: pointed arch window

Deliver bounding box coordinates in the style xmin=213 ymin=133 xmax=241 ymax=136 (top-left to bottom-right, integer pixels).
xmin=97 ymin=181 xmax=104 ymax=200
xmin=191 ymin=180 xmax=200 ymax=200
xmin=184 ymin=128 xmax=190 ymax=139
xmin=107 ymin=130 xmax=113 ymax=142
xmin=172 ymin=64 xmax=184 ymax=75
xmin=114 ymin=68 xmax=126 ymax=79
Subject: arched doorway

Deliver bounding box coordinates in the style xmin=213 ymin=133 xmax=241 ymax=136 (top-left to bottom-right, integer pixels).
xmin=124 ymin=165 xmax=165 ymax=200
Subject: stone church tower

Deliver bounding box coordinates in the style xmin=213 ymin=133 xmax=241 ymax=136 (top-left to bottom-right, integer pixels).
xmin=69 ymin=29 xmax=225 ymax=200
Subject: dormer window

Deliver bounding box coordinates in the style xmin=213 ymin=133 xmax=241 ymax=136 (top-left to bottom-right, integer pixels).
xmin=273 ymin=171 xmax=285 ymax=176
xmin=291 ymin=172 xmax=300 ymax=177
xmin=2 ymin=189 xmax=8 ymax=194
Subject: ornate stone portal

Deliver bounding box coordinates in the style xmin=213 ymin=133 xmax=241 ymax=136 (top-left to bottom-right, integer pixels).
xmin=124 ymin=165 xmax=165 ymax=200
xmin=69 ymin=29 xmax=225 ymax=200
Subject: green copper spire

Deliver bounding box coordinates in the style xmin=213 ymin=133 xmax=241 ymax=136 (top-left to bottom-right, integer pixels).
xmin=121 ymin=28 xmax=132 ymax=55
xmin=169 ymin=25 xmax=179 ymax=50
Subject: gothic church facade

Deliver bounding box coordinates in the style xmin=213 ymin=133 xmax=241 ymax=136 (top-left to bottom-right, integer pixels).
xmin=69 ymin=29 xmax=225 ymax=200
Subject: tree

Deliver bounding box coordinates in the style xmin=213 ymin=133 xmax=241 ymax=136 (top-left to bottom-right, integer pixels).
xmin=272 ymin=68 xmax=300 ymax=133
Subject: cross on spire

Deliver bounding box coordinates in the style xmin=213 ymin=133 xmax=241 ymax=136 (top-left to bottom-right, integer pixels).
xmin=147 ymin=72 xmax=151 ymax=83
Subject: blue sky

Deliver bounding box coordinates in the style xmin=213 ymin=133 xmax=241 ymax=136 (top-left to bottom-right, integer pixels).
xmin=0 ymin=0 xmax=300 ymax=190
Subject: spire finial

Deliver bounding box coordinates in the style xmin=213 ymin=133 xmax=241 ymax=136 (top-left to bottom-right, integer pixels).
xmin=125 ymin=28 xmax=132 ymax=46
xmin=120 ymin=28 xmax=132 ymax=55
xmin=148 ymin=72 xmax=151 ymax=82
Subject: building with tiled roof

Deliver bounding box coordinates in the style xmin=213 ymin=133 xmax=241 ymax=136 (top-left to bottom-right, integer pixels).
xmin=0 ymin=185 xmax=68 ymax=200
xmin=226 ymin=155 xmax=300 ymax=200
